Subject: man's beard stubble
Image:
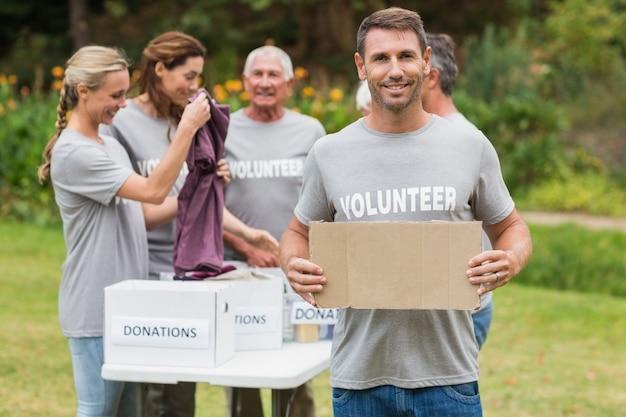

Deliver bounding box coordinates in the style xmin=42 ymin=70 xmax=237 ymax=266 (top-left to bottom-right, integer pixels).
xmin=368 ymin=71 xmax=423 ymax=113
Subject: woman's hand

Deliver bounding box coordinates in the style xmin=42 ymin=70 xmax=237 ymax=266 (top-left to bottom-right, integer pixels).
xmin=217 ymin=159 xmax=231 ymax=185
xmin=178 ymin=92 xmax=211 ymax=134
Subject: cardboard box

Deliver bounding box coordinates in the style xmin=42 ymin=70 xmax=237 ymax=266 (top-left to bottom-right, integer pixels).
xmin=104 ymin=280 xmax=238 ymax=368
xmin=229 ymin=270 xmax=284 ymax=351
xmin=309 ymin=221 xmax=482 ymax=310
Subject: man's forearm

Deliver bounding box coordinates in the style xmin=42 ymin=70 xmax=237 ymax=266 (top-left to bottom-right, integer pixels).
xmin=485 ymin=209 xmax=532 ymax=277
xmin=493 ymin=221 xmax=532 ymax=276
xmin=223 ymin=230 xmax=253 ymax=257
xmin=279 ymin=227 xmax=310 ymax=273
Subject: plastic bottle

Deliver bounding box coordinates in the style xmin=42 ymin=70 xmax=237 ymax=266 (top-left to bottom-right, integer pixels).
xmin=319 ymin=324 xmax=335 ymax=340
xmin=282 ymin=287 xmax=295 ymax=342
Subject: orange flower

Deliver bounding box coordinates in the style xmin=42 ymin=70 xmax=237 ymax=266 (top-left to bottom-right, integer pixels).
xmin=51 ymin=66 xmax=65 ymax=79
xmin=52 ymin=80 xmax=64 ymax=92
xmin=301 ymin=86 xmax=315 ymax=98
xmin=294 ymin=66 xmax=308 ymax=80
xmin=7 ymin=75 xmax=17 ymax=85
xmin=212 ymin=84 xmax=227 ymax=102
xmin=225 ymin=79 xmax=243 ymax=93
xmin=7 ymin=99 xmax=17 ymax=110
xmin=131 ymin=69 xmax=141 ymax=82
xmin=239 ymin=91 xmax=251 ymax=101
xmin=329 ymin=88 xmax=343 ymax=103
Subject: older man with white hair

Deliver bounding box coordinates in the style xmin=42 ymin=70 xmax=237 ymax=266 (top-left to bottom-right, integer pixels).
xmin=223 ymin=45 xmax=325 ymax=417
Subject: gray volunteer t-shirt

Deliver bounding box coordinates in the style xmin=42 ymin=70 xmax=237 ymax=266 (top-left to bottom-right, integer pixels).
xmin=445 ymin=112 xmax=478 ymax=132
xmin=51 ymin=129 xmax=149 ymax=337
xmin=102 ymin=100 xmax=188 ymax=275
xmin=224 ymin=108 xmax=325 ymax=259
xmin=444 ymin=111 xmax=494 ymax=310
xmin=294 ymin=115 xmax=514 ymax=390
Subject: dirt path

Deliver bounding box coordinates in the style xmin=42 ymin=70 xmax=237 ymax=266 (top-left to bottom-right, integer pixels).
xmin=520 ymin=211 xmax=626 ymax=233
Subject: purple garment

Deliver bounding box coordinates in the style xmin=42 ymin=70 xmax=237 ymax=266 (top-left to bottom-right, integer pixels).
xmin=173 ymin=91 xmax=235 ymax=278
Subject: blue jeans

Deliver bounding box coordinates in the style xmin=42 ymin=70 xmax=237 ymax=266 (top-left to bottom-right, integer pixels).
xmin=472 ymin=300 xmax=494 ymax=350
xmin=68 ymin=337 xmax=140 ymax=417
xmin=332 ymin=382 xmax=482 ymax=417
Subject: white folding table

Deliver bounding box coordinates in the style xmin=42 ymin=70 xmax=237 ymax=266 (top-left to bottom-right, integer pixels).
xmin=102 ymin=341 xmax=332 ymax=417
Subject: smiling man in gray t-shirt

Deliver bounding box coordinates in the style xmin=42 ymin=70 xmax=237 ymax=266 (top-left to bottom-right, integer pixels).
xmin=280 ymin=7 xmax=532 ymax=417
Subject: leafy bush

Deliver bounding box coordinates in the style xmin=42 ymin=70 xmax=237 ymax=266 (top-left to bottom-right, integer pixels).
xmin=0 ymin=82 xmax=58 ymax=224
xmin=543 ymin=0 xmax=626 ymax=93
xmin=519 ymin=173 xmax=626 ymax=217
xmin=519 ymin=224 xmax=626 ymax=297
xmin=460 ymin=24 xmax=540 ymax=103
xmin=540 ymin=0 xmax=626 ymax=187
xmin=454 ymin=24 xmax=575 ymax=196
xmin=455 ymin=89 xmax=570 ymax=195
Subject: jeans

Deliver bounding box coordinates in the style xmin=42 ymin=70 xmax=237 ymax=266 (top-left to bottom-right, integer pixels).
xmin=472 ymin=300 xmax=494 ymax=350
xmin=68 ymin=337 xmax=140 ymax=417
xmin=332 ymin=382 xmax=482 ymax=417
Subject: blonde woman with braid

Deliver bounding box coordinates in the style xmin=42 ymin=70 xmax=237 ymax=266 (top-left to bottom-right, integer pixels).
xmin=38 ymin=45 xmax=211 ymax=417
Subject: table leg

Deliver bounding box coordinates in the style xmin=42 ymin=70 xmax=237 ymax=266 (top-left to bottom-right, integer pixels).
xmin=230 ymin=387 xmax=238 ymax=417
xmin=271 ymin=389 xmax=290 ymax=417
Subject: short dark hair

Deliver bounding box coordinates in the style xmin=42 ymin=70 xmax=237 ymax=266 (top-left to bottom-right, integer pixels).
xmin=356 ymin=7 xmax=427 ymax=57
xmin=426 ymin=33 xmax=458 ymax=96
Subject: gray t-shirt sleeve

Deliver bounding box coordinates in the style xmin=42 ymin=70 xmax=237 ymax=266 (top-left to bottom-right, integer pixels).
xmin=60 ymin=144 xmax=134 ymax=205
xmin=472 ymin=136 xmax=515 ymax=224
xmin=294 ymin=145 xmax=334 ymax=225
xmin=314 ymin=120 xmax=326 ymax=138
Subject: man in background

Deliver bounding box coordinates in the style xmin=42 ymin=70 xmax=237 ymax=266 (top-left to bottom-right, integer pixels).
xmin=421 ymin=32 xmax=495 ymax=348
xmin=223 ymin=45 xmax=325 ymax=417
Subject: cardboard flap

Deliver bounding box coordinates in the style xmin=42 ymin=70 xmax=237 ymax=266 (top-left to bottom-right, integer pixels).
xmin=310 ymin=221 xmax=482 ymax=310
xmin=310 ymin=222 xmax=349 ymax=307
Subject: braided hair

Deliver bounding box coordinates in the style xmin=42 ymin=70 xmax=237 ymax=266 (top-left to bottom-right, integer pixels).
xmin=37 ymin=46 xmax=128 ymax=182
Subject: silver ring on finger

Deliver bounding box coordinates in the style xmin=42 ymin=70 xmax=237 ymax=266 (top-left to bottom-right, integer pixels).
xmin=494 ymin=272 xmax=501 ymax=283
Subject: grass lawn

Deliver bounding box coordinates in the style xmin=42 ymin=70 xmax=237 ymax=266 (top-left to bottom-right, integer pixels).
xmin=1 ymin=221 xmax=625 ymax=417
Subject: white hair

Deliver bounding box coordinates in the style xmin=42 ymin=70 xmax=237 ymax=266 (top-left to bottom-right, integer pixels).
xmin=243 ymin=45 xmax=294 ymax=81
xmin=355 ymin=81 xmax=371 ymax=111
